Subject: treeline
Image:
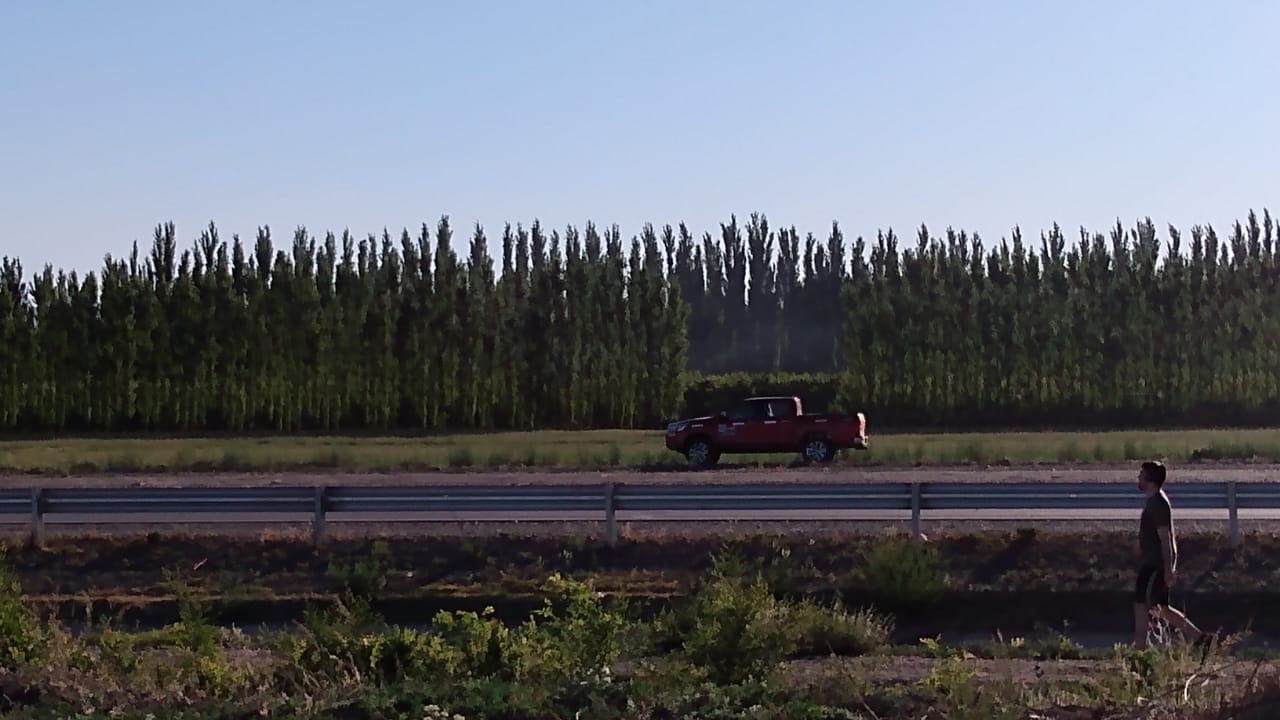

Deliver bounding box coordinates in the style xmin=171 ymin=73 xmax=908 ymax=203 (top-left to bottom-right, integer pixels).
xmin=0 ymin=219 xmax=686 ymax=432
xmin=680 ymin=210 xmax=1280 ymax=427
xmin=1 ymin=209 xmax=1278 ymax=433
xmin=837 ymin=212 xmax=1280 ymax=427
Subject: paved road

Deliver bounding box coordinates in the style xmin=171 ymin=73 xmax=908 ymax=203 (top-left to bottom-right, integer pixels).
xmin=4 ymin=508 xmax=1280 ymax=543
xmin=5 ymin=508 xmax=1280 ymax=525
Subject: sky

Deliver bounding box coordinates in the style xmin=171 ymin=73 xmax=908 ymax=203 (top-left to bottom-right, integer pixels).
xmin=2 ymin=1 xmax=1278 ymax=277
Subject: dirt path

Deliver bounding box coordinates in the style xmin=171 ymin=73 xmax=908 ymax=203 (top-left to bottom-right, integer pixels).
xmin=782 ymin=653 xmax=1280 ymax=686
xmin=3 ymin=463 xmax=1278 ymax=489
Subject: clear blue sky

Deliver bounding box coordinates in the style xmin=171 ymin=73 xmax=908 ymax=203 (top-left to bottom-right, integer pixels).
xmin=2 ymin=1 xmax=1277 ymax=276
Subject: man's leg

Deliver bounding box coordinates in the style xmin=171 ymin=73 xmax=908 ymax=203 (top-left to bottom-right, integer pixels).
xmin=1152 ymin=604 xmax=1205 ymax=643
xmin=1133 ymin=601 xmax=1151 ymax=649
xmin=1133 ymin=567 xmax=1155 ymax=649
xmin=1147 ymin=573 xmax=1217 ymax=661
xmin=1144 ymin=568 xmax=1202 ymax=642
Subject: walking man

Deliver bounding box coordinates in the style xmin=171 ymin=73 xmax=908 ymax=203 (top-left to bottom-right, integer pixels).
xmin=1133 ymin=460 xmax=1215 ymax=659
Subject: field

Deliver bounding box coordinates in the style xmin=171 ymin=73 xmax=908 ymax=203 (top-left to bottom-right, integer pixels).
xmin=3 ymin=528 xmax=1280 ymax=718
xmin=2 ymin=426 xmax=1280 ymax=475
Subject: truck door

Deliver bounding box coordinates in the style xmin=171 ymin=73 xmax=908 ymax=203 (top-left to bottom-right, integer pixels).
xmin=715 ymin=401 xmax=762 ymax=451
xmin=731 ymin=398 xmax=779 ymax=451
xmin=758 ymin=398 xmax=799 ymax=453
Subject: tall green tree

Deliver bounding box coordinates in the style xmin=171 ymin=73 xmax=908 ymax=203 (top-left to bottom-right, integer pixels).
xmin=0 ymin=210 xmax=1277 ymax=433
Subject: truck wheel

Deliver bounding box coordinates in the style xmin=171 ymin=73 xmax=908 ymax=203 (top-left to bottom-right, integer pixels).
xmin=685 ymin=438 xmax=716 ymax=468
xmin=802 ymin=437 xmax=834 ymax=464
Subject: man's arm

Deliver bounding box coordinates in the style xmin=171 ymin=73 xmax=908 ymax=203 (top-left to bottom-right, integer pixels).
xmin=1157 ymin=526 xmax=1176 ymax=586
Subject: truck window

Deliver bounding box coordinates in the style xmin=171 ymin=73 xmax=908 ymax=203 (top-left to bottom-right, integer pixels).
xmin=768 ymin=399 xmax=797 ymax=419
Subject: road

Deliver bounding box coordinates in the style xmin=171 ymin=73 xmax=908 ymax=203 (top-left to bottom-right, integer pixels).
xmin=9 ymin=508 xmax=1280 ymax=525
xmin=6 ymin=507 xmax=1280 ymax=542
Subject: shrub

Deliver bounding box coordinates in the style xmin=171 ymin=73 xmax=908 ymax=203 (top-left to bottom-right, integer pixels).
xmin=860 ymin=534 xmax=946 ymax=611
xmin=0 ymin=556 xmax=43 ymax=669
xmin=326 ymin=539 xmax=392 ymax=599
xmin=518 ymin=573 xmax=628 ymax=686
xmin=682 ymin=372 xmax=842 ymax=418
xmin=653 ymin=568 xmax=795 ymax=685
xmin=431 ymin=605 xmax=519 ymax=681
xmin=787 ymin=597 xmax=892 ymax=657
xmin=363 ymin=625 xmax=458 ymax=684
xmin=163 ymin=572 xmax=219 ymax=657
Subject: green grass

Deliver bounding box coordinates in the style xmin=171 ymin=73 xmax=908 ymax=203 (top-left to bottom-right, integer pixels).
xmin=0 ymin=427 xmax=1278 ymax=475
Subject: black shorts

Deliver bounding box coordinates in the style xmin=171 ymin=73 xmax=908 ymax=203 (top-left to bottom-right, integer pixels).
xmin=1135 ymin=565 xmax=1170 ymax=606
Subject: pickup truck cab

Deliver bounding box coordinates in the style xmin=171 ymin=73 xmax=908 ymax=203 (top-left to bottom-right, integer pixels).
xmin=665 ymin=395 xmax=868 ymax=468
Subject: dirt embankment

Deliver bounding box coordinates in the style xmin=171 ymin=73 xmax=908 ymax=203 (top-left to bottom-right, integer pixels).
xmin=5 ymin=528 xmax=1280 ymax=637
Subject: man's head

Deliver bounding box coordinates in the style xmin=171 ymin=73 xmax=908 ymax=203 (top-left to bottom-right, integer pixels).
xmin=1139 ymin=460 xmax=1167 ymax=495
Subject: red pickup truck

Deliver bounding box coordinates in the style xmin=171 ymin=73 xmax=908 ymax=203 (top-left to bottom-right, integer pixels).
xmin=664 ymin=395 xmax=868 ymax=468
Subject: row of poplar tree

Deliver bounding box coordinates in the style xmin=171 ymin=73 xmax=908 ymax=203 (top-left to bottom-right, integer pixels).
xmin=1 ymin=209 xmax=1277 ymax=432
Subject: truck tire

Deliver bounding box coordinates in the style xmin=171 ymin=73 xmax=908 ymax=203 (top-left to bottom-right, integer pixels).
xmin=802 ymin=436 xmax=835 ymax=465
xmin=685 ymin=438 xmax=717 ymax=468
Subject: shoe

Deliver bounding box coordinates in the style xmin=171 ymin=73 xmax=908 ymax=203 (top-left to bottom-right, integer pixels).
xmin=1194 ymin=631 xmax=1217 ymax=665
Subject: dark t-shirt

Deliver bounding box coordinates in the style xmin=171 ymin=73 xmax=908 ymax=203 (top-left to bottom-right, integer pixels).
xmin=1139 ymin=490 xmax=1176 ymax=570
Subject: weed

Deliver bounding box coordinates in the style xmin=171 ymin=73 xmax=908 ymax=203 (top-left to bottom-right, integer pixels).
xmin=956 ymin=440 xmax=986 ymax=464
xmin=652 ymin=566 xmax=796 ymax=684
xmin=519 ymin=573 xmax=628 ymax=686
xmin=1057 ymin=441 xmax=1086 ymax=463
xmin=860 ymin=534 xmax=947 ymax=611
xmin=919 ymin=652 xmax=1030 ymax=720
xmin=95 ymin=625 xmax=141 ymax=676
xmin=162 ymin=571 xmax=219 ymax=656
xmin=787 ymin=597 xmax=892 ymax=657
xmin=0 ymin=557 xmax=44 ymax=669
xmin=220 ymin=448 xmax=248 ymax=469
xmin=326 ymin=539 xmax=392 ymax=599
xmin=447 ymin=446 xmax=475 ymax=468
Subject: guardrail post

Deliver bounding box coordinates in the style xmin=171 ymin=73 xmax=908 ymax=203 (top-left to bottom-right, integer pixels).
xmin=604 ymin=482 xmax=618 ymax=547
xmin=313 ymin=486 xmax=327 ymax=547
xmin=1227 ymin=481 xmax=1241 ymax=550
xmin=30 ymin=488 xmax=45 ymax=548
xmin=910 ymin=482 xmax=922 ymax=544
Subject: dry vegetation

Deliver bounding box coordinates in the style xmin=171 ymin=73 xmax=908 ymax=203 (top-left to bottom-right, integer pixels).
xmin=2 ymin=544 xmax=1280 ymax=720
xmin=2 ymin=427 xmax=1279 ymax=475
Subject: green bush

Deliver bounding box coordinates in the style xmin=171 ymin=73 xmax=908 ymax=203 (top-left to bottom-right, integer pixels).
xmin=0 ymin=556 xmax=43 ymax=669
xmin=652 ymin=553 xmax=897 ymax=684
xmin=284 ymin=573 xmax=628 ymax=700
xmin=654 ymin=569 xmax=795 ymax=685
xmin=787 ymin=597 xmax=893 ymax=657
xmin=860 ymin=535 xmax=947 ymax=611
xmin=519 ymin=573 xmax=628 ymax=686
xmin=681 ymin=372 xmax=843 ymax=418
xmin=326 ymin=539 xmax=392 ymax=599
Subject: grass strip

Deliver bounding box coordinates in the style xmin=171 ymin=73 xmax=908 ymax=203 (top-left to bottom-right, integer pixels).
xmin=1 ymin=427 xmax=1279 ymax=474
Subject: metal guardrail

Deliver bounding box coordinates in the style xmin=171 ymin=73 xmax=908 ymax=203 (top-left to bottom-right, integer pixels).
xmin=1 ymin=481 xmax=1276 ymax=547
